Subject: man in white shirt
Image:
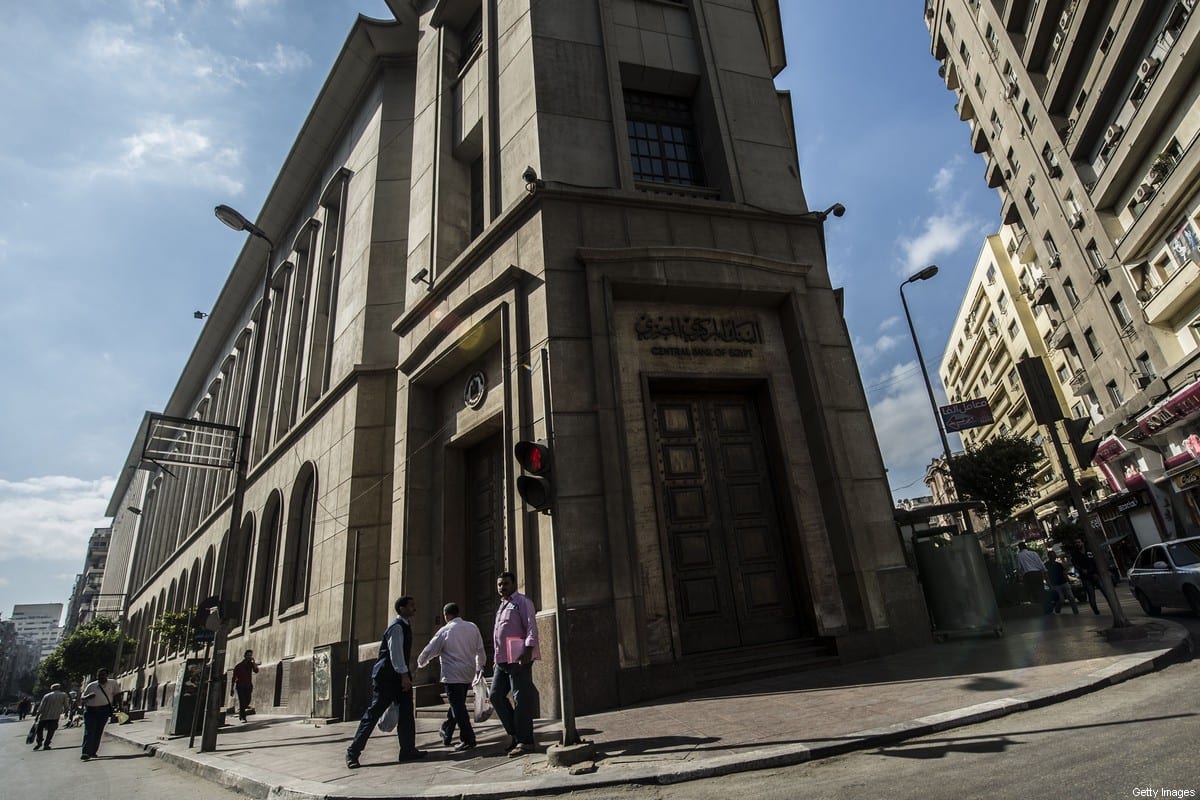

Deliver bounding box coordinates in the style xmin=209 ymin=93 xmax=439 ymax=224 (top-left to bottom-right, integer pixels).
xmin=79 ymin=668 xmax=120 ymax=760
xmin=33 ymin=683 xmax=70 ymax=750
xmin=417 ymin=602 xmax=486 ymax=751
xmin=1015 ymin=542 xmax=1048 ymax=605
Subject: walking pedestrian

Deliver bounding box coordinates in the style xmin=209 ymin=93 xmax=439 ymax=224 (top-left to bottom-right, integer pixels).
xmin=17 ymin=696 xmax=32 ymax=721
xmin=490 ymin=571 xmax=540 ymax=757
xmin=1015 ymin=542 xmax=1048 ymax=605
xmin=1044 ymin=552 xmax=1079 ymax=615
xmin=417 ymin=602 xmax=486 ymax=752
xmin=345 ymin=596 xmax=425 ymax=768
xmin=79 ymin=668 xmax=120 ymax=760
xmin=32 ymin=683 xmax=70 ymax=750
xmin=231 ymin=650 xmax=259 ymax=721
xmin=1069 ymin=539 xmax=1107 ymax=615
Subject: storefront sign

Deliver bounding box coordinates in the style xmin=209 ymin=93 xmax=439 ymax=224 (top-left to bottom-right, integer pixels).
xmin=1137 ymin=379 xmax=1200 ymax=435
xmin=939 ymin=398 xmax=993 ymax=433
xmin=1173 ymin=466 xmax=1200 ymax=491
xmin=637 ymin=314 xmax=762 ymax=359
xmin=1095 ymin=436 xmax=1128 ymax=463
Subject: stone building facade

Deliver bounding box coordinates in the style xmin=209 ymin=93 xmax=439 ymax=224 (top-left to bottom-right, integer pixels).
xmin=106 ymin=0 xmax=926 ymax=718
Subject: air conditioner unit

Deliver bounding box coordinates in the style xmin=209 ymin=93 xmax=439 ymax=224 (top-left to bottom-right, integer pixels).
xmin=1139 ymin=57 xmax=1161 ymax=81
xmin=1053 ymin=31 xmax=1065 ymax=51
xmin=1049 ymin=253 xmax=1061 ymax=268
xmin=1005 ymin=83 xmax=1018 ymax=99
xmin=1105 ymin=124 xmax=1124 ymax=144
xmin=1048 ymin=164 xmax=1062 ymax=178
xmin=1059 ymin=9 xmax=1072 ymax=30
xmin=1134 ymin=183 xmax=1156 ymax=203
xmin=1069 ymin=212 xmax=1085 ymax=229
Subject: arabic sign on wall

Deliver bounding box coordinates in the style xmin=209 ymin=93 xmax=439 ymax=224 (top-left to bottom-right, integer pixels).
xmin=939 ymin=398 xmax=994 ymax=433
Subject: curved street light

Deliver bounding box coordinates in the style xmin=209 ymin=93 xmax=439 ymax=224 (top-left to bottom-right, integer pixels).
xmin=200 ymin=204 xmax=274 ymax=753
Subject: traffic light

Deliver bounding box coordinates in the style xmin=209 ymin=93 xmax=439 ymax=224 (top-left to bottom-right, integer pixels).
xmin=514 ymin=440 xmax=553 ymax=512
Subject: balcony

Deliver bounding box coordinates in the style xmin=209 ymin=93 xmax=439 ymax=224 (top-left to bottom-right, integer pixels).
xmin=1048 ymin=322 xmax=1073 ymax=351
xmin=1068 ymin=368 xmax=1093 ymax=397
xmin=1143 ymin=259 xmax=1200 ymax=326
xmin=1031 ymin=277 xmax=1053 ymax=307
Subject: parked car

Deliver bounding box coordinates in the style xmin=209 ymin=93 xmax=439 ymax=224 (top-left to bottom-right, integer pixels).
xmin=1126 ymin=536 xmax=1200 ymax=616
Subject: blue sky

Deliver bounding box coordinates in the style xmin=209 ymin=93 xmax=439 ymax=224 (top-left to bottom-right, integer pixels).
xmin=0 ymin=2 xmax=998 ymax=619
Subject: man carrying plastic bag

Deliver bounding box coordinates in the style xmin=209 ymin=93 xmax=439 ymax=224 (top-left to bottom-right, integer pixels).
xmin=417 ymin=602 xmax=486 ymax=752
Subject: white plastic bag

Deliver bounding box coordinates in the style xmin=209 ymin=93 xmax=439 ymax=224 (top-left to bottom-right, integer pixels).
xmin=472 ymin=674 xmax=493 ymax=723
xmin=377 ymin=702 xmax=399 ymax=732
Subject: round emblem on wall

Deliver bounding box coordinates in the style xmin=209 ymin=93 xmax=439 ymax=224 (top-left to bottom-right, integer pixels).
xmin=463 ymin=370 xmax=487 ymax=409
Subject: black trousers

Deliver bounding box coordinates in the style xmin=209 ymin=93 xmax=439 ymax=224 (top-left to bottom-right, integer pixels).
xmin=36 ymin=719 xmax=58 ymax=746
xmin=346 ymin=680 xmax=414 ymax=757
xmin=439 ymin=683 xmax=475 ymax=746
xmin=235 ymin=685 xmax=253 ymax=719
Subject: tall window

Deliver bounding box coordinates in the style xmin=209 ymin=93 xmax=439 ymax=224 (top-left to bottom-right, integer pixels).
xmin=279 ymin=465 xmax=317 ymax=613
xmin=625 ymin=91 xmax=705 ymax=186
xmin=1107 ymin=381 xmax=1124 ymax=406
xmin=1083 ymin=327 xmax=1101 ymax=357
xmin=1024 ymin=187 xmax=1040 ymax=215
xmin=250 ymin=493 xmax=283 ymax=623
xmin=1063 ymin=278 xmax=1079 ymax=307
xmin=1111 ymin=294 xmax=1133 ymax=327
xmin=1136 ymin=352 xmax=1155 ymax=377
xmin=306 ymin=170 xmax=350 ymax=408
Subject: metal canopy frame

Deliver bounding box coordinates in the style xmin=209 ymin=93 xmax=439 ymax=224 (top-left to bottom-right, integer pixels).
xmin=141 ymin=413 xmax=240 ymax=471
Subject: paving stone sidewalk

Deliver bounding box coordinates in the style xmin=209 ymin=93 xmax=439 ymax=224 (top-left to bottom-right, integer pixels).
xmin=104 ymin=610 xmax=1192 ymax=800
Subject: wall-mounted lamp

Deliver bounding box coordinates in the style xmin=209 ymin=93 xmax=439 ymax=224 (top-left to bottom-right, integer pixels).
xmin=411 ymin=267 xmax=431 ymax=287
xmin=126 ymin=506 xmax=143 ymax=515
xmin=194 ymin=311 xmax=209 ymax=320
xmin=803 ymin=202 xmax=846 ymax=222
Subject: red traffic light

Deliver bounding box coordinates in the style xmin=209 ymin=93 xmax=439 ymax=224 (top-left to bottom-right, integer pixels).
xmin=514 ymin=440 xmax=553 ymax=511
xmin=515 ymin=441 xmax=551 ymax=475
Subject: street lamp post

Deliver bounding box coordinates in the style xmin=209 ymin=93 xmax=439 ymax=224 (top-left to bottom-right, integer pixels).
xmin=201 ymin=204 xmax=274 ymax=753
xmin=900 ymin=265 xmax=974 ymax=535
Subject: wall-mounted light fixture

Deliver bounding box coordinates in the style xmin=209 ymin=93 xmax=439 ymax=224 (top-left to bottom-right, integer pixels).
xmin=802 ymin=202 xmax=846 ymax=222
xmin=411 ymin=267 xmax=431 ymax=288
xmin=194 ymin=311 xmax=209 ymax=320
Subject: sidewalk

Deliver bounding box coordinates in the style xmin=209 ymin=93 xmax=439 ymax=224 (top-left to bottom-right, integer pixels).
xmin=105 ymin=610 xmax=1192 ymax=800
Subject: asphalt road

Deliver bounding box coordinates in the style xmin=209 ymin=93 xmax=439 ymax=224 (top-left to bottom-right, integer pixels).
xmin=535 ymin=610 xmax=1200 ymax=800
xmin=0 ymin=713 xmax=240 ymax=800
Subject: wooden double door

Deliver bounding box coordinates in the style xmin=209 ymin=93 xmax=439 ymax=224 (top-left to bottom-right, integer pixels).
xmin=651 ymin=391 xmax=801 ymax=654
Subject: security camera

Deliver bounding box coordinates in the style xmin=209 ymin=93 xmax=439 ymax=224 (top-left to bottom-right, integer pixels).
xmin=522 ymin=166 xmax=538 ymax=185
xmin=411 ymin=267 xmax=430 ymax=286
xmin=830 ymin=202 xmax=846 ymax=218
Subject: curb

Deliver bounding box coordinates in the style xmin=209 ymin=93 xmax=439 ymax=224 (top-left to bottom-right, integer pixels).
xmin=105 ymin=623 xmax=1193 ymax=800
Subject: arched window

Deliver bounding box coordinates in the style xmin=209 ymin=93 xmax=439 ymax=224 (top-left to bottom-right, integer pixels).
xmin=279 ymin=464 xmax=317 ymax=612
xmin=222 ymin=515 xmax=255 ymax=628
xmin=199 ymin=546 xmax=215 ymax=601
xmin=249 ymin=492 xmax=283 ymax=623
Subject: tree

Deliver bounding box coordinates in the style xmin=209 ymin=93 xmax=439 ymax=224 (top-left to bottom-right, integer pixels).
xmin=37 ymin=617 xmax=137 ymax=692
xmin=951 ymin=434 xmax=1046 ymax=556
xmin=148 ymin=609 xmax=199 ymax=654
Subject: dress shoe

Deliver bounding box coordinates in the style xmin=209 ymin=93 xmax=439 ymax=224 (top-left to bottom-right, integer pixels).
xmin=507 ymin=742 xmax=536 ymax=758
xmin=397 ymin=748 xmax=427 ymax=761
xmin=345 ymin=753 xmax=361 ymax=769
xmin=454 ymin=742 xmax=476 ymax=752
xmin=441 ymin=736 xmax=453 ymax=747
xmin=32 ymin=744 xmax=40 ymax=751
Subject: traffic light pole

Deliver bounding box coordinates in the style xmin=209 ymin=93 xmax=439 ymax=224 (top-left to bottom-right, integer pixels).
xmin=538 ymin=347 xmax=579 ymax=747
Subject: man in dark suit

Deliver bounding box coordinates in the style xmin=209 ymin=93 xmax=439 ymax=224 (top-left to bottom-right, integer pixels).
xmin=345 ymin=596 xmax=426 ymax=768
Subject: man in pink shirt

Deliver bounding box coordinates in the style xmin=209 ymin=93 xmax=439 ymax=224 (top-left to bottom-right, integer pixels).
xmin=489 ymin=571 xmax=539 ymax=756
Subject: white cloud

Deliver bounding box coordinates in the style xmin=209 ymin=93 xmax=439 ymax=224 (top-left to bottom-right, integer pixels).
xmin=930 ymin=155 xmax=964 ymax=197
xmin=79 ymin=116 xmax=244 ymax=193
xmin=866 ymin=362 xmax=943 ymax=494
xmin=878 ymin=315 xmax=901 ymax=332
xmin=897 ymin=210 xmax=976 ymax=276
xmin=252 ymin=42 xmax=311 ymax=76
xmin=0 ymin=476 xmax=115 ymax=562
xmin=855 ymin=333 xmax=900 ymax=365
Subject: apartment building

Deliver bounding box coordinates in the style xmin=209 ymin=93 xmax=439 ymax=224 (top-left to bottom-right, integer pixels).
xmin=101 ymin=0 xmax=931 ymax=718
xmin=63 ymin=527 xmax=112 ymax=636
xmin=926 ymin=0 xmax=1200 ymax=562
xmin=9 ymin=603 xmax=63 ymax=661
xmin=939 ymin=230 xmax=1110 ymax=542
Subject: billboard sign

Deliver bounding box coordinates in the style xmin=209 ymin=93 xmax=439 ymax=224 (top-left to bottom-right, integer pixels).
xmin=939 ymin=398 xmax=994 ymax=433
